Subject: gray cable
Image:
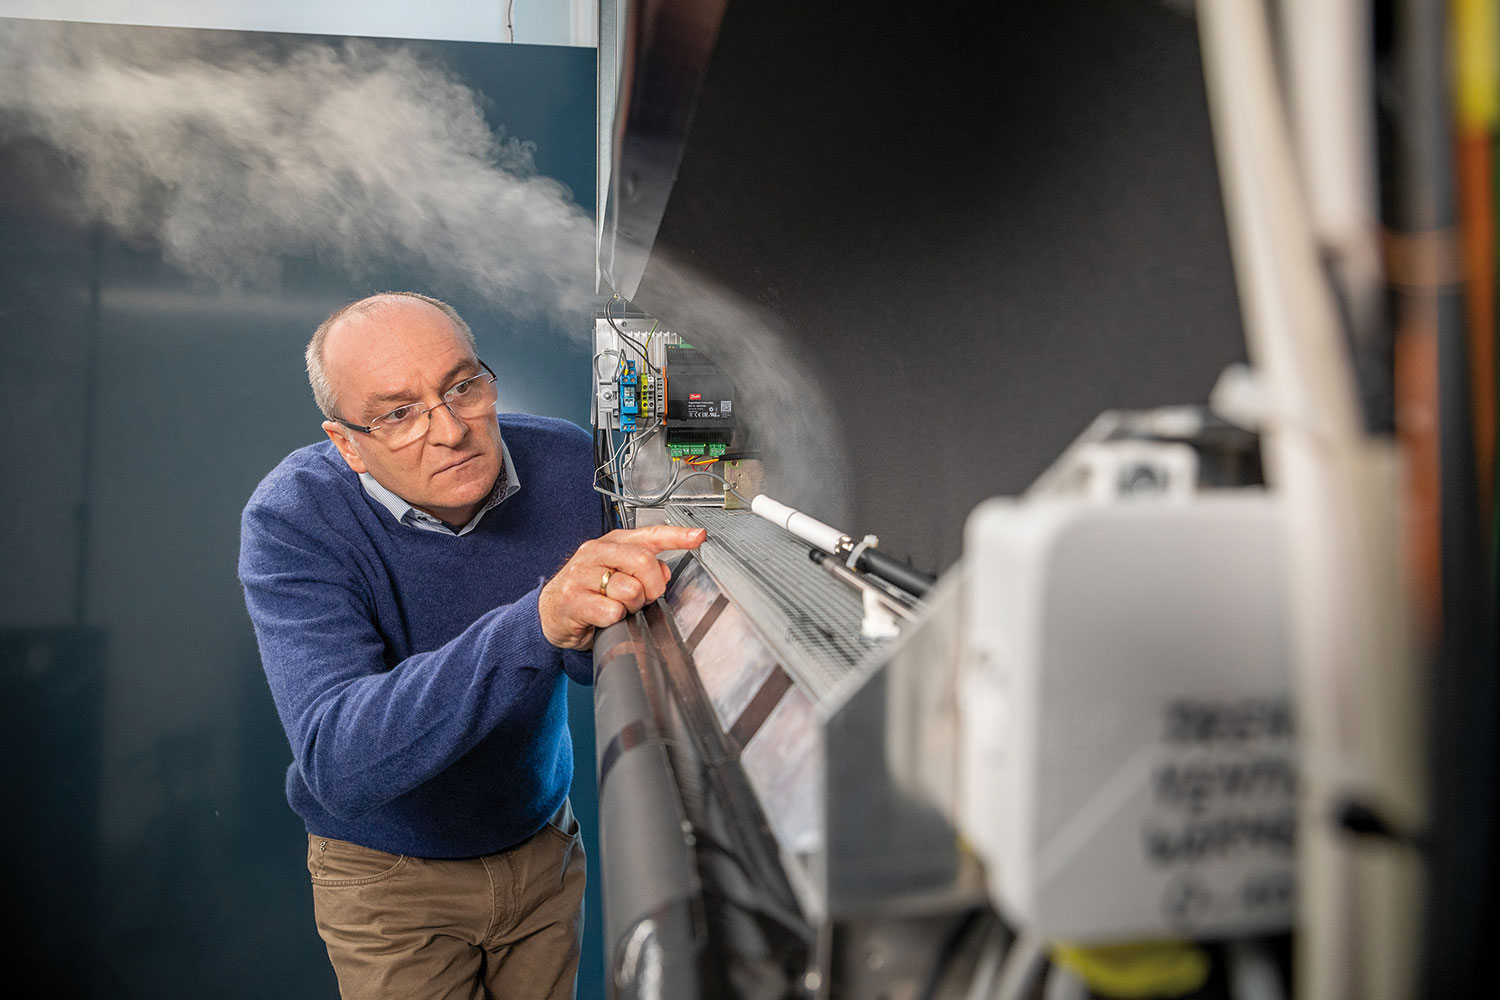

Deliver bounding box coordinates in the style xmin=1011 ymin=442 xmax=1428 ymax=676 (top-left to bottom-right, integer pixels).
xmin=594 ymin=469 xmax=749 ymax=508
xmin=593 ymin=348 xmax=625 ymax=380
xmin=1227 ymin=940 xmax=1286 ymax=1000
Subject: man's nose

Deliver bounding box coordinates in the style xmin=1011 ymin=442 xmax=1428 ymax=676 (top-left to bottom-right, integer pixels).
xmin=425 ymin=401 xmax=468 ymax=445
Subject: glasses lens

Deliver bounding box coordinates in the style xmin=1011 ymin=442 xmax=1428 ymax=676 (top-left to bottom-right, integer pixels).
xmin=381 ymin=410 xmax=429 ymax=448
xmin=447 ymin=374 xmax=498 ymax=415
xmin=369 ymin=372 xmax=497 ymax=447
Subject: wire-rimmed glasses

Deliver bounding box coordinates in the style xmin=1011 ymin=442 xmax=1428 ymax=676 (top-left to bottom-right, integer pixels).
xmin=332 ymin=361 xmax=497 ymax=448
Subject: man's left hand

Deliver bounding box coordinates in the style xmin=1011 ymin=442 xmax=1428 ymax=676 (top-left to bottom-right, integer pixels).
xmin=538 ymin=525 xmax=708 ymax=649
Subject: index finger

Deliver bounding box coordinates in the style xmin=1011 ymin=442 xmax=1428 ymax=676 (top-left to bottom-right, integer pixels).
xmin=609 ymin=524 xmax=708 ymax=554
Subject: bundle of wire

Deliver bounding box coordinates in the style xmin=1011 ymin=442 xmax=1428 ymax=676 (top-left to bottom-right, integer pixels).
xmin=593 ymin=294 xmax=748 ymax=515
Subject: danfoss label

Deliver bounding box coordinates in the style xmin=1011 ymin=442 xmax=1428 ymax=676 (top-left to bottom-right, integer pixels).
xmin=689 ymin=393 xmax=701 ymax=400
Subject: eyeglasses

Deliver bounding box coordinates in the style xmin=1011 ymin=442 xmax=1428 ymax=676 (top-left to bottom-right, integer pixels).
xmin=333 ymin=360 xmax=498 ymax=449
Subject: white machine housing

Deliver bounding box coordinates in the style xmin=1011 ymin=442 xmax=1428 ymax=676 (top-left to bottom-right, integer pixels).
xmin=958 ymin=488 xmax=1296 ymax=941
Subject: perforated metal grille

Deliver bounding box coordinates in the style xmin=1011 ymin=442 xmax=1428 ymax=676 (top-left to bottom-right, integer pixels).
xmin=665 ymin=505 xmax=889 ymax=705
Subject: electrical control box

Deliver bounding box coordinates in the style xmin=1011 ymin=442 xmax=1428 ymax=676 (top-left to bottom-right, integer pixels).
xmin=664 ymin=344 xmax=735 ymax=458
xmin=958 ymin=493 xmax=1295 ymax=941
xmin=592 ymin=311 xmax=754 ymax=513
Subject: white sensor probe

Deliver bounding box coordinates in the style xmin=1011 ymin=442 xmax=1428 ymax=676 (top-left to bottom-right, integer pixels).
xmin=750 ymin=494 xmax=849 ymax=555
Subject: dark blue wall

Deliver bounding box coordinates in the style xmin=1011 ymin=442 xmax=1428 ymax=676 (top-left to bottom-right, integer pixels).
xmin=0 ymin=21 xmax=605 ymax=999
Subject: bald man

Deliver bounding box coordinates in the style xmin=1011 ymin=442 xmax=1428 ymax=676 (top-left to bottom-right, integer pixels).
xmin=238 ymin=292 xmax=704 ymax=999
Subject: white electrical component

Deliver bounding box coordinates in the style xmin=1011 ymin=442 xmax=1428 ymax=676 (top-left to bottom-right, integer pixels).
xmin=958 ymin=492 xmax=1296 ymax=941
xmin=1028 ymin=440 xmax=1200 ymax=503
xmin=750 ymin=494 xmax=849 ymax=555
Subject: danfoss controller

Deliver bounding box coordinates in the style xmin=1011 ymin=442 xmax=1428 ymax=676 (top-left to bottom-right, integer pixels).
xmin=664 ymin=345 xmax=735 ymax=458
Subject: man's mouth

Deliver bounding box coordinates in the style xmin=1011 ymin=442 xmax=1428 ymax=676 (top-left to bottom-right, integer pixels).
xmin=437 ymin=454 xmax=478 ymax=475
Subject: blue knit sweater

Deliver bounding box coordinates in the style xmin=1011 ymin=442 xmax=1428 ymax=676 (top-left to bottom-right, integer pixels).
xmin=238 ymin=413 xmax=600 ymax=858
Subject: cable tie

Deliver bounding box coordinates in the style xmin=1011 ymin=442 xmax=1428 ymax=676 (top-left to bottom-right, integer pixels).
xmin=846 ymin=534 xmax=879 ymax=571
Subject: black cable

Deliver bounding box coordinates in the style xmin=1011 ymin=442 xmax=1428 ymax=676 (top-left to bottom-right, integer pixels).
xmin=853 ymin=546 xmax=935 ymax=599
xmin=604 ymin=294 xmax=662 ymax=376
xmin=1393 ymin=1 xmax=1500 ymax=995
xmin=913 ymin=910 xmax=987 ymax=1000
xmin=1334 ymin=798 xmax=1427 ymax=849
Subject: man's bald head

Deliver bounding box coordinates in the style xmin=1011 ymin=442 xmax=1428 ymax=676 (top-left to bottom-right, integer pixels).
xmin=306 ymin=292 xmax=475 ymax=419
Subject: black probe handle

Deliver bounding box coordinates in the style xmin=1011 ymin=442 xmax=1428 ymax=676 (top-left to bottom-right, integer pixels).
xmin=854 ymin=547 xmax=934 ymax=598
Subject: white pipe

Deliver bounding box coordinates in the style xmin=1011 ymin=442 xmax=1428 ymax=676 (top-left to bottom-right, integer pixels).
xmin=1283 ymin=5 xmax=1428 ymax=994
xmin=1280 ymin=0 xmax=1385 ymax=347
xmin=1197 ymin=2 xmax=1363 ymax=441
xmin=751 ymin=494 xmax=848 ymax=554
xmin=1195 ymin=4 xmax=1422 ymax=1000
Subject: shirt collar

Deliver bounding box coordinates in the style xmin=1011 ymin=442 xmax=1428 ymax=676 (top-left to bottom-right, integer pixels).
xmin=358 ymin=434 xmax=521 ymax=537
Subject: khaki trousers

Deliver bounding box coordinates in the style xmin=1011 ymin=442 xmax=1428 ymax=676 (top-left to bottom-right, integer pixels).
xmin=307 ymin=802 xmax=585 ymax=1000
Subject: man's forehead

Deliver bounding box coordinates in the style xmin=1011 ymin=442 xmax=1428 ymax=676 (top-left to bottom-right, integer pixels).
xmin=323 ymin=299 xmax=474 ymax=404
xmin=331 ymin=295 xmax=454 ymax=341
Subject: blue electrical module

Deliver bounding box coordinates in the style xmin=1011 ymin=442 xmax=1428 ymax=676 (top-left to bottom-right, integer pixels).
xmin=619 ymin=360 xmax=640 ymax=432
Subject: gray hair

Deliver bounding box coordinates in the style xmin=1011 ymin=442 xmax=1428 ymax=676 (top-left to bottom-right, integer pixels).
xmin=306 ymin=291 xmax=476 ymax=419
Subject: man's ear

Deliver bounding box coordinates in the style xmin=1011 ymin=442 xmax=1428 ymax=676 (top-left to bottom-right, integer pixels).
xmin=322 ymin=420 xmax=369 ymax=474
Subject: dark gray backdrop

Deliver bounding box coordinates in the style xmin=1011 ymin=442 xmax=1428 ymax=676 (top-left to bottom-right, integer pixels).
xmin=630 ymin=0 xmax=1248 ymax=573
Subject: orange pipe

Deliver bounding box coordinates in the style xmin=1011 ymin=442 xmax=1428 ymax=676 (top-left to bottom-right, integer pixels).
xmin=1457 ymin=132 xmax=1495 ymax=534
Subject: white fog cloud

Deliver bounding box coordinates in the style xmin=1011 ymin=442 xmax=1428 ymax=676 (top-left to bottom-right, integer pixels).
xmin=0 ymin=20 xmax=594 ymax=325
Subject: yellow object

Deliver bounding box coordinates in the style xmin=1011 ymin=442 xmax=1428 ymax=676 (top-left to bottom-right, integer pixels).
xmin=1453 ymin=0 xmax=1499 ymax=129
xmin=1049 ymin=941 xmax=1211 ymax=999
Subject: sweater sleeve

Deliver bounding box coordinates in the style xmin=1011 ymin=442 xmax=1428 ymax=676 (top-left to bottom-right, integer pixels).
xmin=562 ymin=649 xmax=593 ymax=686
xmin=238 ymin=502 xmax=564 ymax=821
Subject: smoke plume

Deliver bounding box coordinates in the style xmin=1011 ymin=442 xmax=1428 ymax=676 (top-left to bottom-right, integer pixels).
xmin=0 ymin=19 xmax=594 ymax=322
xmin=634 ymin=253 xmax=853 ymax=525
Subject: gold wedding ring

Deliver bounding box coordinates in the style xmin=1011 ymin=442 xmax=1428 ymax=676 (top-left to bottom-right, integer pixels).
xmin=599 ymin=568 xmax=614 ymax=596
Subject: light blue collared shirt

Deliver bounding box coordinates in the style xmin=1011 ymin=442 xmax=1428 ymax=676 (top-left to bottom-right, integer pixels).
xmin=358 ymin=435 xmax=521 ymax=536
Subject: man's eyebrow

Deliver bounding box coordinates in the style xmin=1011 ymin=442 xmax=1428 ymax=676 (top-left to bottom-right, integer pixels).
xmin=365 ymin=359 xmax=481 ymax=411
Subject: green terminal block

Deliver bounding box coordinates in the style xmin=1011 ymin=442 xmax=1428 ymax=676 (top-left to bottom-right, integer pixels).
xmin=668 ymin=442 xmax=728 ymax=459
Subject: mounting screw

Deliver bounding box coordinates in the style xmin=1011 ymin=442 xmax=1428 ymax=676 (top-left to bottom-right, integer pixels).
xmin=1120 ymin=464 xmax=1164 ymax=496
